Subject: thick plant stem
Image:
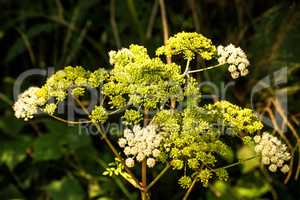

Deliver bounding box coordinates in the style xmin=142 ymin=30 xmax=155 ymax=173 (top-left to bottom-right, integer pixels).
xmin=159 ymin=0 xmax=170 ymax=64
xmin=94 ymin=124 xmax=143 ymax=190
xmin=141 ymin=160 xmax=148 ymax=200
xmin=141 ymin=108 xmax=149 ymax=199
xmin=73 ymin=96 xmax=143 ymax=190
xmin=159 ymin=0 xmax=176 ymax=110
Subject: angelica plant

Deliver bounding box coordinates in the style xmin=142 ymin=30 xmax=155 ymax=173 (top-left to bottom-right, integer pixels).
xmin=13 ymin=32 xmax=292 ymax=200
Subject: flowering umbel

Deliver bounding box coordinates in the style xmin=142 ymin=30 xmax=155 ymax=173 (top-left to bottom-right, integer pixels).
xmin=13 ymin=87 xmax=41 ymax=121
xmin=254 ymin=132 xmax=291 ymax=173
xmin=12 ymin=32 xmax=294 ymax=197
xmin=217 ymin=44 xmax=250 ymax=79
xmin=118 ymin=125 xmax=162 ymax=168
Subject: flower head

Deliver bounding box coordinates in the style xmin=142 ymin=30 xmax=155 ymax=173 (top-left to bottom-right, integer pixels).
xmin=13 ymin=87 xmax=41 ymax=121
xmin=156 ymin=32 xmax=216 ymax=60
xmin=217 ymin=44 xmax=250 ymax=79
xmin=254 ymin=132 xmax=291 ymax=173
xmin=118 ymin=124 xmax=162 ymax=168
xmin=89 ymin=105 xmax=108 ymax=124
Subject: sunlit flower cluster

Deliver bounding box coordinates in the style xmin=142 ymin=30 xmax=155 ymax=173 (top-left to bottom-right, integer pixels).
xmin=118 ymin=124 xmax=162 ymax=168
xmin=254 ymin=132 xmax=291 ymax=173
xmin=217 ymin=44 xmax=250 ymax=79
xmin=156 ymin=31 xmax=216 ymax=60
xmin=109 ymin=48 xmax=133 ymax=65
xmin=13 ymin=87 xmax=41 ymax=121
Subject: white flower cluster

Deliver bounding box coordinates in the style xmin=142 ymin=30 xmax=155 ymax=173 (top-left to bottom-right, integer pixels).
xmin=217 ymin=44 xmax=250 ymax=79
xmin=13 ymin=87 xmax=40 ymax=121
xmin=254 ymin=132 xmax=291 ymax=173
xmin=118 ymin=124 xmax=162 ymax=168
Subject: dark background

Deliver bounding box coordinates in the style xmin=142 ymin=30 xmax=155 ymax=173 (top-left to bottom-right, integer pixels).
xmin=0 ymin=0 xmax=300 ymax=199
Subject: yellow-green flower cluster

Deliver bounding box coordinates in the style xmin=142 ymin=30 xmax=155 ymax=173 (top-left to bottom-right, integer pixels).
xmin=88 ymin=68 xmax=108 ymax=88
xmin=37 ymin=66 xmax=108 ymax=104
xmin=178 ymin=176 xmax=192 ymax=189
xmin=153 ymin=106 xmax=232 ymax=188
xmin=37 ymin=66 xmax=90 ymax=104
xmin=13 ymin=66 xmax=108 ymax=121
xmin=254 ymin=132 xmax=291 ymax=173
xmin=104 ymin=44 xmax=184 ymax=110
xmin=156 ymin=31 xmax=216 ymax=60
xmin=184 ymin=77 xmax=201 ymax=106
xmin=205 ymin=100 xmax=263 ymax=134
xmin=89 ymin=105 xmax=108 ymax=124
xmin=122 ymin=109 xmax=142 ymax=125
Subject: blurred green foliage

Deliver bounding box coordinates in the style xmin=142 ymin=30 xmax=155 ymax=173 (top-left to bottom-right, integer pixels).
xmin=0 ymin=0 xmax=299 ymax=199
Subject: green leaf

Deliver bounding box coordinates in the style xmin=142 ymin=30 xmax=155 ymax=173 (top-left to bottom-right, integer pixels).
xmin=0 ymin=116 xmax=25 ymax=135
xmin=46 ymin=176 xmax=84 ymax=200
xmin=237 ymin=146 xmax=259 ymax=173
xmin=32 ymin=119 xmax=91 ymax=161
xmin=0 ymin=184 xmax=24 ymax=199
xmin=5 ymin=24 xmax=54 ymax=63
xmin=0 ymin=136 xmax=32 ymax=169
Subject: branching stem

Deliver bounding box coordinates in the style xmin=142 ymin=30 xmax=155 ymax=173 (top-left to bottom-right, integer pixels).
xmin=146 ymin=163 xmax=170 ymax=191
xmin=186 ymin=63 xmax=225 ymax=75
xmin=182 ymin=156 xmax=257 ymax=199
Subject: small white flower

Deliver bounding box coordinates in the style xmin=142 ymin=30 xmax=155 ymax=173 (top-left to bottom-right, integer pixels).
xmin=254 ymin=144 xmax=263 ymax=153
xmin=228 ymin=65 xmax=237 ymax=73
xmin=124 ymin=129 xmax=134 ymax=140
xmin=218 ymin=57 xmax=226 ymax=65
xmin=277 ymin=159 xmax=284 ymax=167
xmin=270 ymin=156 xmax=278 ymax=163
xmin=283 ymin=152 xmax=291 ymax=161
xmin=108 ymin=50 xmax=117 ymax=65
xmin=118 ymin=138 xmax=127 ymax=148
xmin=125 ymin=158 xmax=135 ymax=168
xmin=238 ymin=63 xmax=246 ymax=71
xmin=217 ymin=45 xmax=224 ymax=53
xmin=262 ymin=157 xmax=270 ymax=165
xmin=144 ymin=148 xmax=152 ymax=156
xmin=152 ymin=149 xmax=161 ymax=158
xmin=231 ymin=71 xmax=240 ymax=79
xmin=240 ymin=69 xmax=249 ymax=76
xmin=124 ymin=147 xmax=131 ymax=156
xmin=253 ymin=135 xmax=261 ymax=143
xmin=146 ymin=158 xmax=156 ymax=168
xmin=280 ymin=164 xmax=289 ymax=173
xmin=269 ymin=164 xmax=277 ymax=172
xmin=136 ymin=152 xmax=145 ymax=162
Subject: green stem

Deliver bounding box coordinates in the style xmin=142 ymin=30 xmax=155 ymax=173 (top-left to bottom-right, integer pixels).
xmin=187 ymin=63 xmax=225 ymax=74
xmin=146 ymin=163 xmax=170 ymax=191
xmin=50 ymin=114 xmax=91 ymax=124
xmin=182 ymin=176 xmax=197 ymax=200
xmin=182 ymin=156 xmax=257 ymax=200
xmin=183 ymin=59 xmax=191 ymax=75
xmin=95 ymin=123 xmax=143 ymax=190
xmin=73 ymin=96 xmax=143 ymax=190
xmin=213 ymin=156 xmax=257 ymax=171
